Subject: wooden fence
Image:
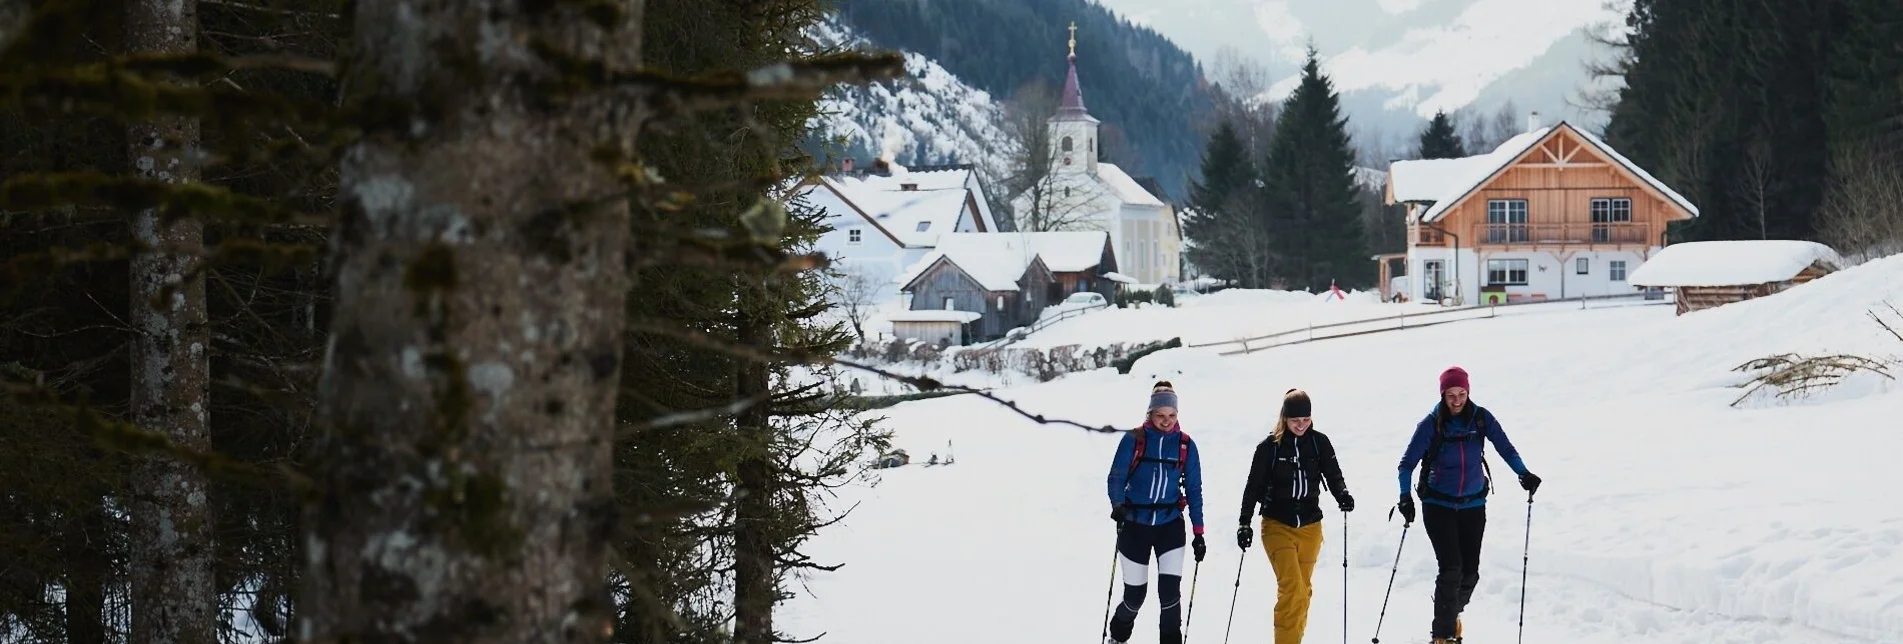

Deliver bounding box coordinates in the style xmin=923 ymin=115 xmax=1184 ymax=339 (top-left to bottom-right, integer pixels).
xmin=1192 ymin=291 xmax=1668 ymax=356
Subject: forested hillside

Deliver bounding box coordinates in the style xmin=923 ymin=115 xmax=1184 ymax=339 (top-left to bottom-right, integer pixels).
xmin=1605 ymin=0 xmax=1903 ymax=258
xmin=831 ymin=0 xmax=1218 ymax=201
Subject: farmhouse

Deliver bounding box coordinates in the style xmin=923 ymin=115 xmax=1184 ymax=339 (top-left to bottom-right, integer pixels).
xmin=893 ymin=231 xmax=1122 ymax=343
xmin=1383 ymin=115 xmax=1700 ymax=305
xmin=793 ymin=162 xmax=1004 ymax=304
xmin=1626 ymin=240 xmax=1844 ymax=315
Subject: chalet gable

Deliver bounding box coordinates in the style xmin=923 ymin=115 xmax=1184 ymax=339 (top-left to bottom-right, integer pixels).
xmin=1388 ymin=121 xmax=1700 ymax=225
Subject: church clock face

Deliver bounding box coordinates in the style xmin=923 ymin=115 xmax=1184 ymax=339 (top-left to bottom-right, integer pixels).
xmin=1064 ymin=156 xmax=1072 ymax=165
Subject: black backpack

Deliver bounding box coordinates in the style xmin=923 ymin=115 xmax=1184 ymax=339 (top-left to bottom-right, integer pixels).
xmin=1416 ymin=405 xmax=1494 ymax=505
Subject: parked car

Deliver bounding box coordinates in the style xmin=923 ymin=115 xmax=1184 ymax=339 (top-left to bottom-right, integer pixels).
xmin=1062 ymin=291 xmax=1107 ymax=307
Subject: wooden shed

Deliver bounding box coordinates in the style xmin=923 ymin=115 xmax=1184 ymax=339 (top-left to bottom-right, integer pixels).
xmin=1626 ymin=240 xmax=1843 ymax=315
xmin=894 ymin=234 xmax=1062 ymax=342
xmin=887 ymin=309 xmax=982 ymax=346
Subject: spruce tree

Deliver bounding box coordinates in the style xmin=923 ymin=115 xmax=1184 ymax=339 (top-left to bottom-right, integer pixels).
xmin=1183 ymin=120 xmax=1273 ymax=288
xmin=1417 ymin=110 xmax=1466 ymax=159
xmin=1262 ymin=50 xmax=1368 ymax=291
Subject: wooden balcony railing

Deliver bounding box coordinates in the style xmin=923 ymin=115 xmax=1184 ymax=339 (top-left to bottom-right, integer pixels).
xmin=1470 ymin=223 xmax=1649 ymax=245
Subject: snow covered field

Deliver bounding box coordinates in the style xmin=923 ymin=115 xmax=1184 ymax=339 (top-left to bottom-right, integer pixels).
xmin=782 ymin=255 xmax=1903 ymax=644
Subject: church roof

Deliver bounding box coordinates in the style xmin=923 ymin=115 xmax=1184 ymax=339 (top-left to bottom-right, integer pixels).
xmin=1096 ymin=163 xmax=1166 ymax=207
xmin=1054 ymin=54 xmax=1098 ymax=124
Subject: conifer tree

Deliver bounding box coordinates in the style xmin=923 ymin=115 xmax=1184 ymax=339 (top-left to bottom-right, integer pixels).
xmin=1261 ymin=50 xmax=1368 ymax=290
xmin=1417 ymin=110 xmax=1466 ymax=159
xmin=1183 ymin=119 xmax=1273 ymax=287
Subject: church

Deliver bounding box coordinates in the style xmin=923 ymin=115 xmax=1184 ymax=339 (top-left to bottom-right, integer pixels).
xmin=1008 ymin=25 xmax=1182 ymax=287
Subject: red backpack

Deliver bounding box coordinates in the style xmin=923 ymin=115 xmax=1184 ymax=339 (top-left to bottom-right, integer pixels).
xmin=1125 ymin=426 xmax=1192 ymax=510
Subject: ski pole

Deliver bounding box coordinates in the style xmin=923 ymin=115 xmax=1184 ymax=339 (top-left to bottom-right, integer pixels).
xmin=1518 ymin=493 xmax=1534 ymax=644
xmin=1371 ymin=505 xmax=1411 ymax=644
xmin=1220 ymin=553 xmax=1245 ymax=644
xmin=1101 ymin=540 xmax=1120 ymax=644
xmin=1184 ymin=557 xmax=1202 ymax=642
xmin=1342 ymin=517 xmax=1349 ymax=644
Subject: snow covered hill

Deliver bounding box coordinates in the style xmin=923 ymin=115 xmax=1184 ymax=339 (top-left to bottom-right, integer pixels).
xmin=1095 ymin=0 xmax=1627 ymax=135
xmin=804 ymin=19 xmax=1016 ymax=195
xmin=782 ymin=254 xmax=1903 ymax=643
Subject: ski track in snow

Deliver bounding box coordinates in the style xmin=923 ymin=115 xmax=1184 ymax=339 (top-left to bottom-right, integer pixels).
xmin=782 ymin=256 xmax=1903 ymax=644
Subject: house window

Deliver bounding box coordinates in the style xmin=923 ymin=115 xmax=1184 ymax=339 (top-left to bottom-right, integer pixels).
xmin=1576 ymin=257 xmax=1588 ymax=274
xmin=1610 ymin=260 xmax=1627 ymax=282
xmin=1064 ymin=186 xmax=1071 ymax=198
xmin=1062 ymin=136 xmax=1074 ymax=152
xmin=916 ymin=221 xmax=931 ymax=232
xmin=1486 ymin=200 xmax=1529 ymax=243
xmin=1591 ymin=198 xmax=1633 ymax=242
xmin=943 ymin=297 xmax=954 ymax=310
xmin=996 ymin=295 xmax=1004 ymax=310
xmin=847 ymin=228 xmax=862 ymax=245
xmin=1486 ymin=258 xmax=1529 ymax=286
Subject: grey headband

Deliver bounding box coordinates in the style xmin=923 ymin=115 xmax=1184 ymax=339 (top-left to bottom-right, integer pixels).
xmin=1148 ymin=390 xmax=1178 ymax=411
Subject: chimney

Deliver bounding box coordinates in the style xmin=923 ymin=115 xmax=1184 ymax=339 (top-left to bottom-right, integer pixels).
xmin=870 ymin=158 xmax=891 ymax=175
xmin=842 ymin=157 xmax=854 ymax=173
xmin=1527 ymin=110 xmax=1542 ymax=133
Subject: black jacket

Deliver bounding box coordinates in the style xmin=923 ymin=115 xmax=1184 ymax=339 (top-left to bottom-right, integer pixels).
xmin=1239 ymin=428 xmax=1350 ymax=529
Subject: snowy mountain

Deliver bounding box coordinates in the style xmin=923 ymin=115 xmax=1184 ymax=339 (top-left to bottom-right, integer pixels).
xmin=803 ymin=19 xmax=1017 ymax=202
xmin=1093 ymin=0 xmax=1627 ymax=140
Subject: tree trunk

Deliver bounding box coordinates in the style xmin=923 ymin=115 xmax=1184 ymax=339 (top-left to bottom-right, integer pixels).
xmin=301 ymin=0 xmax=642 ymax=641
xmin=732 ymin=283 xmax=774 ymax=644
xmin=126 ymin=0 xmax=216 ymax=638
xmin=63 ymin=497 xmax=109 ymax=644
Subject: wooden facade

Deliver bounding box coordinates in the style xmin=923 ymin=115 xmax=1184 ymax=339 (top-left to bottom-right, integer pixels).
xmin=1408 ymin=127 xmax=1692 ymax=254
xmin=1047 ymin=238 xmax=1120 ymax=304
xmin=902 ymin=256 xmax=1056 ymax=342
xmin=1670 ymin=262 xmax=1835 ymax=316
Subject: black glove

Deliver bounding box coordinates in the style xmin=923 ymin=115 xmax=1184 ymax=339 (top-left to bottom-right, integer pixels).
xmin=1396 ymin=496 xmax=1416 ymax=524
xmin=1337 ymin=493 xmax=1355 ymax=513
xmin=1520 ymin=472 xmax=1542 ymax=495
xmin=1192 ymin=534 xmax=1207 ymax=562
xmin=1111 ymin=504 xmax=1128 ymax=527
xmin=1236 ymin=525 xmax=1253 ymax=549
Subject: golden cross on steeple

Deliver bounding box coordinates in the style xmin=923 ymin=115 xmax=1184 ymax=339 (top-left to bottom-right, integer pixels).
xmin=1067 ymin=21 xmax=1077 ymax=57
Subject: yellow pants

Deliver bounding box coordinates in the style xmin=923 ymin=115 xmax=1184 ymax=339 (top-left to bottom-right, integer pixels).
xmin=1260 ymin=518 xmax=1324 ymax=644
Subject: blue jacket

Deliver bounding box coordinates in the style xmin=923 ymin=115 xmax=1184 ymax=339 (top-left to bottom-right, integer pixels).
xmin=1397 ymin=402 xmax=1527 ymax=509
xmin=1108 ymin=423 xmax=1205 ymax=530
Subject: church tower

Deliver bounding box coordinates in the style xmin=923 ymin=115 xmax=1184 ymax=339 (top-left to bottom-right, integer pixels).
xmin=1051 ymin=22 xmax=1100 ymax=176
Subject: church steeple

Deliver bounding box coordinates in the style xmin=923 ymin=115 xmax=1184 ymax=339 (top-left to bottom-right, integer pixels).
xmin=1050 ymin=21 xmax=1099 ymax=175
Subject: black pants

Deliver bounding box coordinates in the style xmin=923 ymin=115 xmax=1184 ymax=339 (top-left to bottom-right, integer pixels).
xmin=1108 ymin=517 xmax=1186 ymax=644
xmin=1422 ymin=503 xmax=1486 ymax=638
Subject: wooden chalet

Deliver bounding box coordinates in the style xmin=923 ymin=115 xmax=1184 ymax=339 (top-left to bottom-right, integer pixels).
xmin=1626 ymin=240 xmax=1843 ymax=315
xmin=1384 ymin=115 xmax=1701 ymax=305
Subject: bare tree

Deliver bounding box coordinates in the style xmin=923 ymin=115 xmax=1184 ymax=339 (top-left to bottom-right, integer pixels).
xmin=1817 ymin=141 xmax=1903 ymax=263
xmin=125 ymin=0 xmax=216 ymax=639
xmin=1000 ymin=80 xmax=1109 ymax=232
xmin=1740 ymin=139 xmax=1775 ymax=240
xmin=1456 ymin=99 xmax=1525 ymax=152
xmin=831 ymin=263 xmax=890 ymax=346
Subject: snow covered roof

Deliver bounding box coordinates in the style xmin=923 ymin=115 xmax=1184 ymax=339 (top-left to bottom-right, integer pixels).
xmin=1097 ymin=163 xmax=1166 ymax=207
xmin=1388 ymin=122 xmax=1700 ymax=224
xmin=1019 ymin=231 xmax=1110 ymax=272
xmin=887 ymin=310 xmax=982 ymax=324
xmin=892 ymin=231 xmax=1107 ymax=292
xmin=1626 ymin=240 xmax=1843 ymax=288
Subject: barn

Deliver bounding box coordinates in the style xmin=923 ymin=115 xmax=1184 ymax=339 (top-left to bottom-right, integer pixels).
xmin=1626 ymin=240 xmax=1844 ymax=315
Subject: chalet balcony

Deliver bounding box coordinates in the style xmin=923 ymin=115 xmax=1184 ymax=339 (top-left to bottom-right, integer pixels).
xmin=1471 ymin=222 xmax=1650 ymax=246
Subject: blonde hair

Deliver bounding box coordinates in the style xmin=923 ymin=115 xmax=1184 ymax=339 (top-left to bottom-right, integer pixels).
xmin=1271 ymin=388 xmax=1310 ymax=442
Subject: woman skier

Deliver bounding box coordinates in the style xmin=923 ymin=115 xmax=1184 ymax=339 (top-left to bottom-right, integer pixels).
xmin=1236 ymin=388 xmax=1354 ymax=644
xmin=1395 ymin=366 xmax=1542 ymax=644
xmin=1105 ymin=381 xmax=1206 ymax=644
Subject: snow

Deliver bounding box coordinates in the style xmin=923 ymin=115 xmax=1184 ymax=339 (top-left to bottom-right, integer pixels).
xmin=886 ymin=309 xmax=982 ymax=324
xmin=1096 ymin=163 xmax=1167 ymax=208
xmin=1388 ymin=156 xmax=1497 ymax=203
xmin=1413 ymin=127 xmax=1550 ymax=222
xmin=1013 ymin=287 xmax=1403 ymax=350
xmin=783 ymin=252 xmax=1903 ymax=644
xmin=892 ymin=232 xmax=1114 ymax=293
xmin=1627 ymin=240 xmax=1846 ymax=288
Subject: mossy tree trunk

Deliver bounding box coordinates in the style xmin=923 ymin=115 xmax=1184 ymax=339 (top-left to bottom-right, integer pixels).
xmin=125 ymin=0 xmax=217 ymax=639
xmin=300 ymin=0 xmax=643 ymax=640
xmin=732 ymin=278 xmax=774 ymax=644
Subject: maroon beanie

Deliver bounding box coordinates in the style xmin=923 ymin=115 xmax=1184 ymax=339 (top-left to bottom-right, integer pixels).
xmin=1439 ymin=366 xmax=1470 ymax=393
